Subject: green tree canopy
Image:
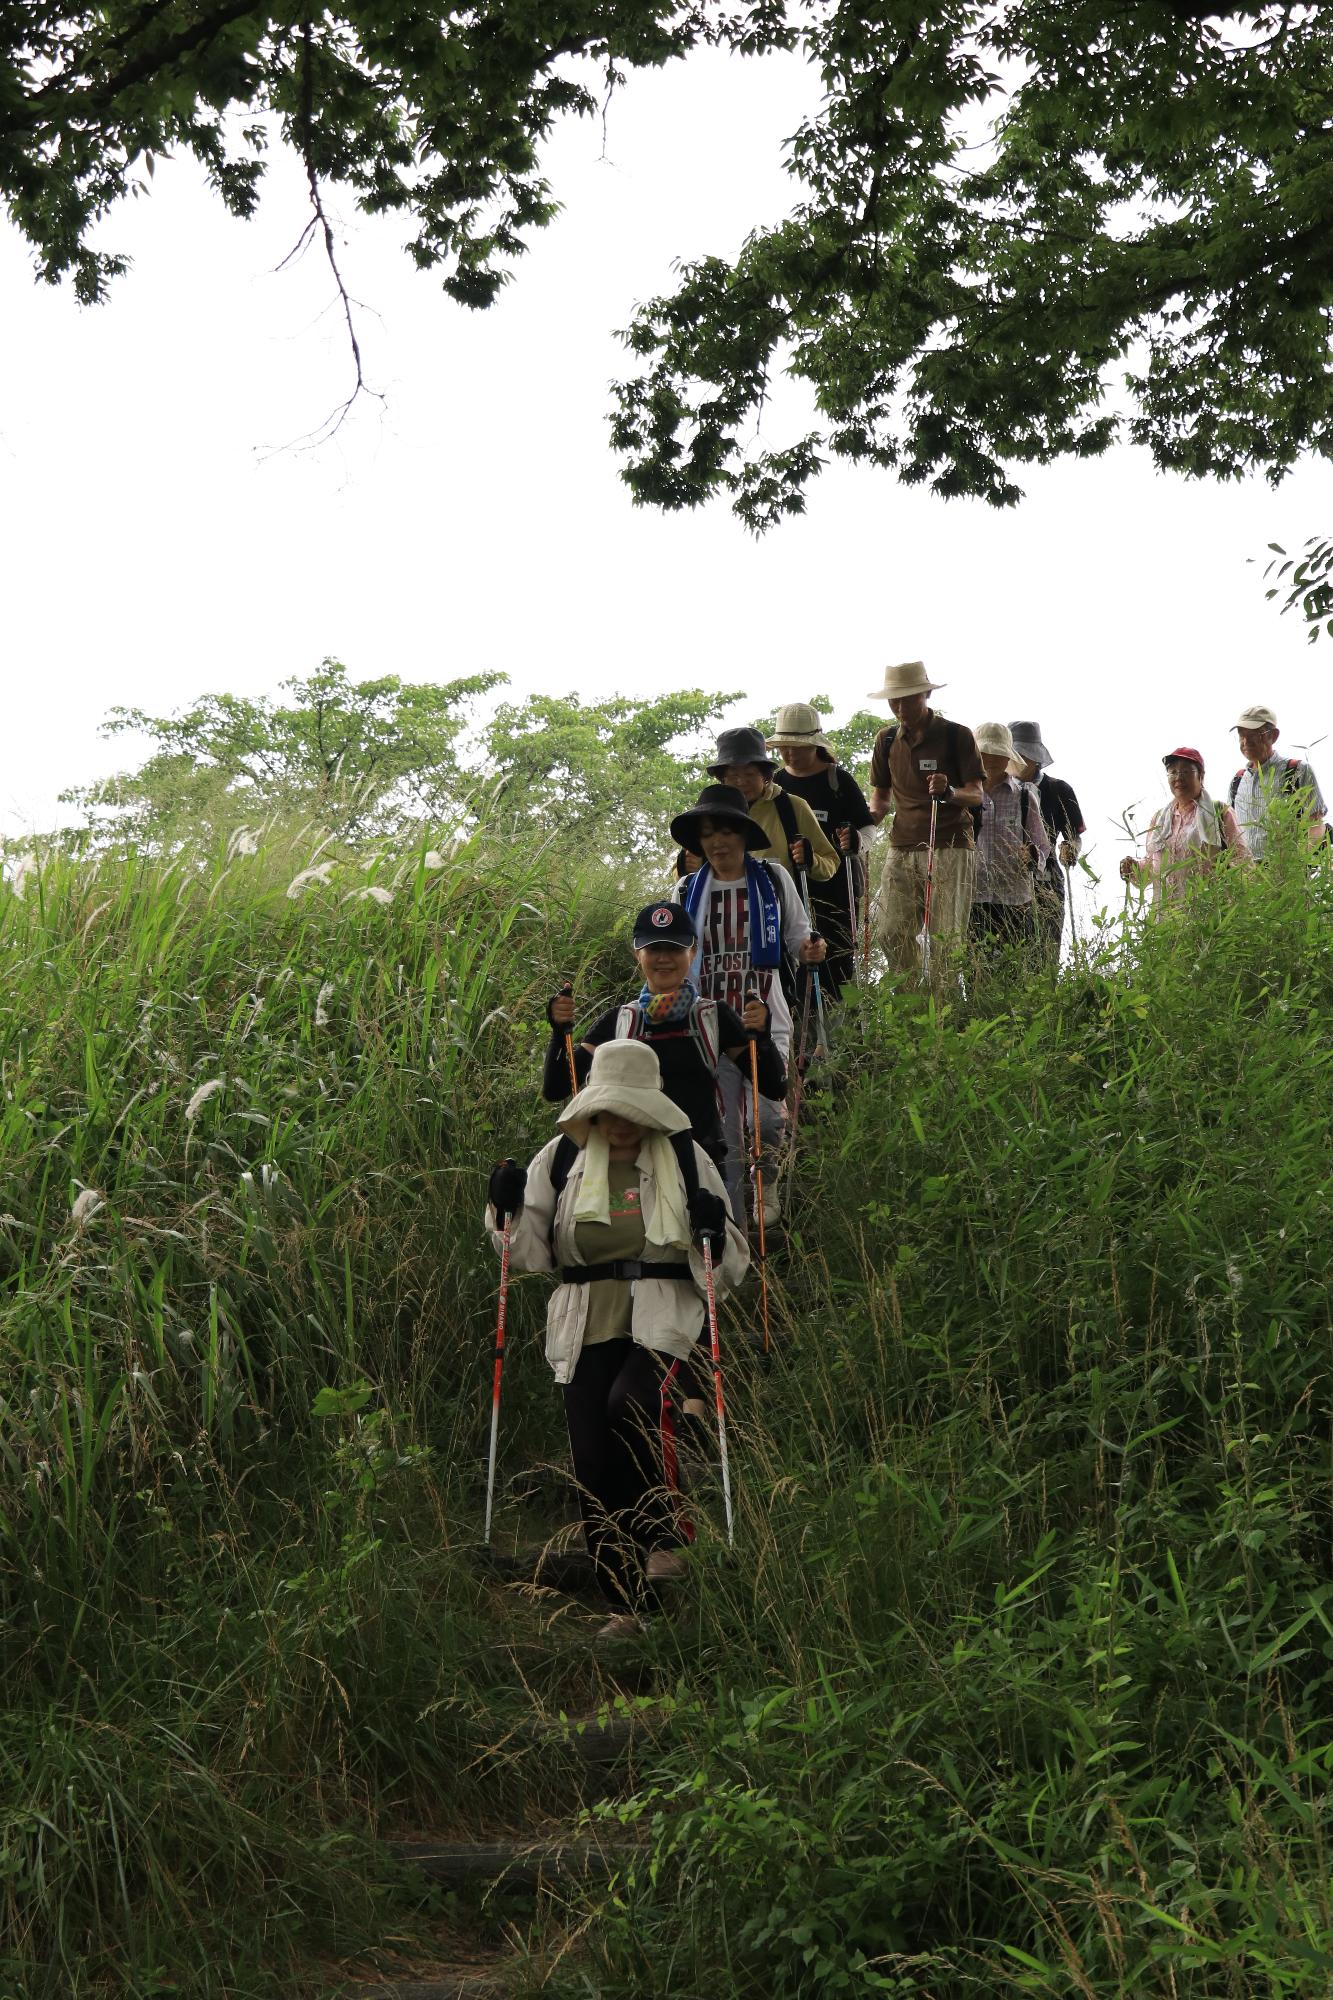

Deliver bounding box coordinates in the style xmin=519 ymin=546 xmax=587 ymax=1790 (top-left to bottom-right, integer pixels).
xmin=482 ymin=686 xmax=742 ymax=859
xmin=58 ymin=666 xmax=747 ymax=861
xmin=61 ymin=659 xmax=502 ymax=845
xmin=9 ymin=4 xmax=1333 ymax=523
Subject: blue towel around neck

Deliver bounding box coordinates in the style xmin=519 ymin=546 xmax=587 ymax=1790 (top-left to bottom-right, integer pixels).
xmin=682 ymin=857 xmax=782 ymax=970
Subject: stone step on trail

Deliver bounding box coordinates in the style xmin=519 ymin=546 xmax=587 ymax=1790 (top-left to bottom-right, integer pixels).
xmin=341 ymin=1974 xmax=508 ymax=2000
xmin=393 ymin=1833 xmax=636 ymax=1894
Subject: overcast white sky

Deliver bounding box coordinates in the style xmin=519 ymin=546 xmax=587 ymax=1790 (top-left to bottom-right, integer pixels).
xmin=2 ymin=43 xmax=1328 ymax=925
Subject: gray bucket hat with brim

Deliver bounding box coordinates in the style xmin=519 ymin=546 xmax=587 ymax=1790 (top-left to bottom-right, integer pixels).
xmin=1008 ymin=720 xmax=1053 ymax=768
xmin=707 ymin=726 xmax=775 ymax=777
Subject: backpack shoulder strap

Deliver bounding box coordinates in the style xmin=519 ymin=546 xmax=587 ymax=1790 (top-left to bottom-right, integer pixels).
xmin=549 ymin=1134 xmax=578 ymax=1199
xmin=1229 ymin=769 xmax=1243 ymax=805
xmin=668 ymin=1129 xmax=700 ymax=1204
xmin=689 ymin=996 xmax=720 ymax=1073
xmin=548 ymin=1133 xmax=581 ymax=1256
xmin=1283 ymin=759 xmax=1305 ymax=791
xmin=772 ymin=784 xmax=800 ymax=848
xmin=614 ymin=1004 xmax=639 ymax=1041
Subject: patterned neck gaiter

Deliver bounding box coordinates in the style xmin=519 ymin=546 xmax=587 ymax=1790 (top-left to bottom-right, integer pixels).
xmin=637 ymin=976 xmax=699 ymax=1026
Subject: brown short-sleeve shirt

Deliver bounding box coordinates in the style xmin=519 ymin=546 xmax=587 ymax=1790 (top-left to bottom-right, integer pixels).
xmin=869 ymin=712 xmax=983 ymax=850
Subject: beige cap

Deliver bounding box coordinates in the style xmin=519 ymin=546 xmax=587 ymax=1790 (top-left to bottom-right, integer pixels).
xmin=1233 ymin=705 xmax=1278 ymax=731
xmin=766 ymin=701 xmax=836 ymax=759
xmin=556 ymin=1040 xmax=690 ymax=1149
xmin=974 ymin=721 xmax=1017 ymax=760
xmin=867 ymin=660 xmax=944 ymax=701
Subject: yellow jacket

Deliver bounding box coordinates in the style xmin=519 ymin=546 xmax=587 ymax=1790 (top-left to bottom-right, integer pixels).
xmin=750 ymin=782 xmax=840 ymax=884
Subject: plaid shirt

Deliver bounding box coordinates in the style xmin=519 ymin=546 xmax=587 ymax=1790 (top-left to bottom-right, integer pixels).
xmin=975 ymin=777 xmax=1051 ymax=906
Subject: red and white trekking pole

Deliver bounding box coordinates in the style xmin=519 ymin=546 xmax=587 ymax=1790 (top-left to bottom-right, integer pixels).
xmin=483 ymin=1216 xmax=512 ymax=1546
xmin=918 ymin=795 xmax=940 ymax=985
xmin=701 ymin=1237 xmax=734 ymax=1548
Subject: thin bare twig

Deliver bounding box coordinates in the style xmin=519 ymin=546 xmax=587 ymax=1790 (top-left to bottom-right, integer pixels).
xmin=260 ymin=18 xmax=384 ymax=455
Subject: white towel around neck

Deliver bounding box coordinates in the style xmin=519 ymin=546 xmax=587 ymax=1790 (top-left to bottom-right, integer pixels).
xmin=572 ymin=1128 xmax=691 ymax=1253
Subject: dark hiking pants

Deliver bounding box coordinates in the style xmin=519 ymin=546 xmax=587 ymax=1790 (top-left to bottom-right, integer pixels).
xmin=562 ymin=1339 xmax=692 ymax=1611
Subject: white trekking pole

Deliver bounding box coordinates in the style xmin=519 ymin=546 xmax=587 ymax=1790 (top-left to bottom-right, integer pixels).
xmin=701 ymin=1237 xmax=734 ymax=1549
xmin=483 ymin=1217 xmax=512 ymax=1546
xmin=918 ymin=795 xmax=940 ymax=985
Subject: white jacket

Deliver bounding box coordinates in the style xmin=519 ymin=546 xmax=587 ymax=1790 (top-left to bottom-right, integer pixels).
xmin=486 ymin=1135 xmax=750 ymax=1385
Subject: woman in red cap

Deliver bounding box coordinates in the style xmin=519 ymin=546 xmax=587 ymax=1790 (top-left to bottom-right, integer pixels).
xmin=1119 ymin=747 xmax=1250 ymax=904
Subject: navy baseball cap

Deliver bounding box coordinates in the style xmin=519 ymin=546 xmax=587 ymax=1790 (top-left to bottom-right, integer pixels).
xmin=632 ymin=902 xmax=696 ymax=950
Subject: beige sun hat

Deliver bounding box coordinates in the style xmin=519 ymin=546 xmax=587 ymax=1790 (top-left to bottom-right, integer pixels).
xmin=766 ymin=701 xmax=836 ymax=759
xmin=974 ymin=721 xmax=1017 ymax=761
xmin=556 ymin=1040 xmax=690 ymax=1149
xmin=1233 ymin=704 xmax=1279 ymax=731
xmin=867 ymin=660 xmax=944 ymax=701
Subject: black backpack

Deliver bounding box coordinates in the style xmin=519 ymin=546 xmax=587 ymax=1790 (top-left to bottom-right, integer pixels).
xmin=879 ymin=721 xmax=984 ymax=839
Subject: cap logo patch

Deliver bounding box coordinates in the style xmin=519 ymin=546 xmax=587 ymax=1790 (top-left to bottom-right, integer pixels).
xmin=651 ymin=907 xmax=673 ymax=927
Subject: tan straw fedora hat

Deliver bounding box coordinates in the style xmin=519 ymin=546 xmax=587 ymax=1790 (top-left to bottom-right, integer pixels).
xmin=867 ymin=660 xmax=944 ymax=701
xmin=556 ymin=1040 xmax=691 ymax=1149
xmin=766 ymin=701 xmax=836 ymax=759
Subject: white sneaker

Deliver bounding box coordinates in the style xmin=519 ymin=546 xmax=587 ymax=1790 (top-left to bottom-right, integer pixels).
xmin=760 ymin=1176 xmax=782 ymax=1229
xmin=646 ymin=1548 xmax=687 ymax=1582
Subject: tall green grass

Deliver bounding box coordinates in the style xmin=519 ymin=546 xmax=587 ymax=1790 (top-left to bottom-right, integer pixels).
xmin=566 ymin=853 xmax=1333 ymax=1998
xmin=0 ymin=826 xmax=641 ymax=1996
xmin=1 ymin=825 xmax=1329 ymax=1996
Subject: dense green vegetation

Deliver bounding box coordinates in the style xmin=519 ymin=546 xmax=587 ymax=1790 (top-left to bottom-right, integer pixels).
xmin=0 ymin=825 xmax=1329 ymax=1996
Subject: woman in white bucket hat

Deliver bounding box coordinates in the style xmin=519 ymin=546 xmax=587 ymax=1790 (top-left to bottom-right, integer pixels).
xmin=767 ymin=702 xmax=874 ymax=997
xmin=486 ymin=1039 xmax=748 ymax=1638
xmin=865 ymin=663 xmax=984 ymax=988
xmin=970 ymin=721 xmax=1050 ymax=952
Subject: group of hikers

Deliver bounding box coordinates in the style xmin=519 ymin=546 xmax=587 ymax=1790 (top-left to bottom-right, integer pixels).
xmin=484 ymin=667 xmax=1328 ymax=1637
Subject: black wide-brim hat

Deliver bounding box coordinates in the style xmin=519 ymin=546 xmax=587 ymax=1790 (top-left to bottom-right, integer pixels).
xmin=669 ymin=783 xmax=768 ymax=856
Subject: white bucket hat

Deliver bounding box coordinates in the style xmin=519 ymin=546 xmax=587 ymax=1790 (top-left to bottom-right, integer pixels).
xmin=974 ymin=721 xmax=1017 ymax=760
xmin=766 ymin=701 xmax=836 ymax=759
xmin=556 ymin=1040 xmax=690 ymax=1149
xmin=867 ymin=660 xmax=944 ymax=701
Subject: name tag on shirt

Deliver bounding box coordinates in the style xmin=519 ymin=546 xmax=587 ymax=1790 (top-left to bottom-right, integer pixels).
xmin=918 ymin=758 xmax=938 ymax=772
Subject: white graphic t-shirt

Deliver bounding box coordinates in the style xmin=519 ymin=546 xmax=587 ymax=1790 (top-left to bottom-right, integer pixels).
xmin=676 ymin=868 xmax=809 ymax=1058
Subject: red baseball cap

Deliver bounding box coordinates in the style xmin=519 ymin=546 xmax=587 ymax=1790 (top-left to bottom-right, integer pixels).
xmin=1162 ymin=746 xmax=1205 ymax=773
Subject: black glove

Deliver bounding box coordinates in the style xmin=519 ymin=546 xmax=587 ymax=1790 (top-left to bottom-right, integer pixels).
xmin=488 ymin=1159 xmax=527 ymax=1225
xmin=545 ymin=983 xmax=574 ymax=1029
xmin=687 ymin=1187 xmax=728 ymax=1255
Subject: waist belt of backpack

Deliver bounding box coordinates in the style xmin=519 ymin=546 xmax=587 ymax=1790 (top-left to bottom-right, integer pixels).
xmin=561 ymin=1260 xmax=694 ymax=1283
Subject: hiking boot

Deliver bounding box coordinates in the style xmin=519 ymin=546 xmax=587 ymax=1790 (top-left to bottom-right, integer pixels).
xmin=645 ymin=1548 xmax=687 ymax=1582
xmin=595 ymin=1612 xmax=646 ymax=1643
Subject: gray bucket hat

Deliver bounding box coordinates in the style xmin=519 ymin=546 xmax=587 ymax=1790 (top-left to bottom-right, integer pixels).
xmin=1008 ymin=720 xmax=1053 ymax=769
xmin=707 ymin=726 xmax=775 ymax=778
